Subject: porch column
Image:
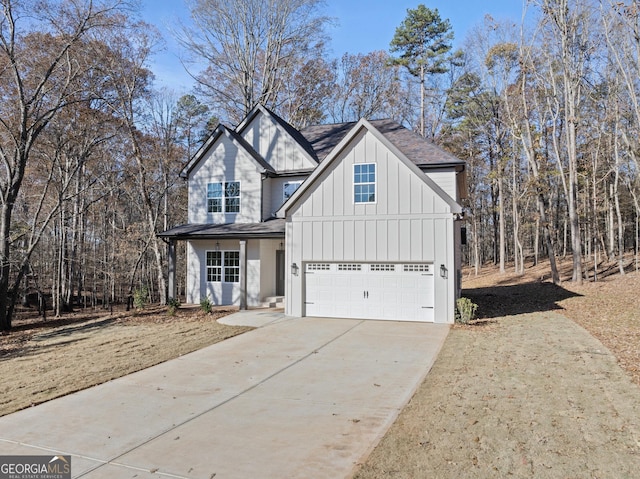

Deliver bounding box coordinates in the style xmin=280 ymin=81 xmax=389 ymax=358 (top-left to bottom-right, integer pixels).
xmin=239 ymin=240 xmax=247 ymax=310
xmin=167 ymin=239 xmax=177 ymax=301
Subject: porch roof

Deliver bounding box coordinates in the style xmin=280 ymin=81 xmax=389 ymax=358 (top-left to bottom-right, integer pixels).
xmin=158 ymin=218 xmax=285 ymax=240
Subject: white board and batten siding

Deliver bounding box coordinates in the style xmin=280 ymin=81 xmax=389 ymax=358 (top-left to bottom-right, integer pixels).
xmin=285 ymin=128 xmax=457 ymax=323
xmin=188 ymin=133 xmax=263 ymax=225
xmin=424 ymin=169 xmax=458 ymax=203
xmin=240 ymin=110 xmax=316 ymax=172
xmin=264 ymin=175 xmax=308 ymax=219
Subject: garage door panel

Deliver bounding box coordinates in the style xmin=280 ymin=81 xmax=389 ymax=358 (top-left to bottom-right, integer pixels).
xmin=304 ymin=263 xmax=435 ymax=322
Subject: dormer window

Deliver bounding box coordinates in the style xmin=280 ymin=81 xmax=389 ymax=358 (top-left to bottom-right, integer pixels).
xmin=207 ymin=181 xmax=241 ymax=213
xmin=354 ymin=163 xmax=376 ymax=203
xmin=283 ymin=181 xmax=302 ymax=202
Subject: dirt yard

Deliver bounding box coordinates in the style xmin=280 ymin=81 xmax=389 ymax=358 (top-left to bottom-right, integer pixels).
xmin=0 ymin=306 xmax=251 ymax=417
xmin=2 ymin=261 xmax=640 ymax=478
xmin=353 ymin=261 xmax=640 ymax=478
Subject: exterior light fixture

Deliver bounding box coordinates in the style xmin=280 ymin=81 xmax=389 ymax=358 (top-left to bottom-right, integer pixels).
xmin=440 ymin=264 xmax=447 ymax=279
xmin=215 ymin=241 xmax=220 ymax=251
xmin=291 ymin=263 xmax=299 ymax=276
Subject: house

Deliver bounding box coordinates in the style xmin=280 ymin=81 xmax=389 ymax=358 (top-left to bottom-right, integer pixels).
xmin=158 ymin=104 xmax=466 ymax=323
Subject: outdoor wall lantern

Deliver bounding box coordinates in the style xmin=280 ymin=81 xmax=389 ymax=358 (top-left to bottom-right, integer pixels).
xmin=291 ymin=263 xmax=299 ymax=276
xmin=440 ymin=264 xmax=448 ymax=279
xmin=215 ymin=241 xmax=220 ymax=251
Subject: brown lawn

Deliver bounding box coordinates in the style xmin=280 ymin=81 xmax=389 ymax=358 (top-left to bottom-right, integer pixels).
xmin=2 ymin=260 xmax=640 ymax=478
xmin=353 ymin=259 xmax=640 ymax=478
xmin=0 ymin=305 xmax=251 ymax=417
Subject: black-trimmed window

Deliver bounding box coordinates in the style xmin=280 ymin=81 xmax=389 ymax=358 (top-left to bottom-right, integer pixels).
xmin=207 ymin=181 xmax=241 ymax=213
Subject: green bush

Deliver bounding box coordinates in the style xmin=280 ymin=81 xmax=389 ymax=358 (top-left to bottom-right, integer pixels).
xmin=133 ymin=287 xmax=149 ymax=310
xmin=200 ymin=296 xmax=213 ymax=314
xmin=167 ymin=298 xmax=181 ymax=316
xmin=455 ymin=297 xmax=478 ymax=324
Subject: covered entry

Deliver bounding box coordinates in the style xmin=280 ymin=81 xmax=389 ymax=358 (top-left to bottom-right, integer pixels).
xmin=304 ymin=262 xmax=435 ymax=322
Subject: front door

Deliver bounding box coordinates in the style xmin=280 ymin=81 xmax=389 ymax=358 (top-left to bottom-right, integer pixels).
xmin=276 ymin=250 xmax=285 ymax=296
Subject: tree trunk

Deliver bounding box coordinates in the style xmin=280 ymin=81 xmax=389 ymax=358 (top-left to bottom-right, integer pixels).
xmin=0 ymin=203 xmax=13 ymax=331
xmin=499 ymin=178 xmax=505 ymax=273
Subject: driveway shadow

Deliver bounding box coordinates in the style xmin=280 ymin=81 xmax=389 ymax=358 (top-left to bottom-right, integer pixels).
xmin=464 ymin=282 xmax=583 ymax=319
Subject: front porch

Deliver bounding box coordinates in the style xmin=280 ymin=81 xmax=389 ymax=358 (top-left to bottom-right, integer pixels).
xmin=158 ymin=219 xmax=285 ymax=310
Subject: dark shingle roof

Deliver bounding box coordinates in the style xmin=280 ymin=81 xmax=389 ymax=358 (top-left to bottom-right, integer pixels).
xmin=158 ymin=218 xmax=285 ymax=239
xmin=299 ymin=121 xmax=356 ymax=161
xmin=300 ymin=119 xmax=464 ymax=168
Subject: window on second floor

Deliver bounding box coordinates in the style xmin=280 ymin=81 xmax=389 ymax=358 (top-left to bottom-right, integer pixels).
xmin=354 ymin=163 xmax=376 ymax=203
xmin=283 ymin=181 xmax=302 ymax=202
xmin=207 ymin=181 xmax=241 ymax=213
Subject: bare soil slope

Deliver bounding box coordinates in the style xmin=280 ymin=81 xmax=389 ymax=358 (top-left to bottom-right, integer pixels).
xmin=353 ymin=261 xmax=640 ymax=478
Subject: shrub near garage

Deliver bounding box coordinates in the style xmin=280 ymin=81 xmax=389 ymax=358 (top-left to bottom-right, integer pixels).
xmin=455 ymin=297 xmax=478 ymax=324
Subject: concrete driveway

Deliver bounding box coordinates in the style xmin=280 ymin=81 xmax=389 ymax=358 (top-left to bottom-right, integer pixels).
xmin=0 ymin=312 xmax=449 ymax=479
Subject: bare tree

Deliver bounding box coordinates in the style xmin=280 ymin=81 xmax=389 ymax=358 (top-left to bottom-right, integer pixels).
xmin=537 ymin=0 xmax=595 ymax=284
xmin=92 ymin=21 xmax=170 ymax=304
xmin=180 ymin=0 xmax=331 ymax=124
xmin=0 ymin=0 xmax=127 ymax=330
xmin=328 ymin=51 xmax=410 ymax=123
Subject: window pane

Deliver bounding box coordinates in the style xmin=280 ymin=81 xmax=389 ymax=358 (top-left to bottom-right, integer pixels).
xmin=283 ymin=181 xmax=301 ymax=200
xmin=225 ymin=197 xmax=240 ymax=213
xmin=208 ymin=198 xmax=222 ymax=213
xmin=354 ymin=163 xmax=376 ymax=203
xmin=225 ymin=182 xmax=240 ymax=197
xmin=207 ymin=183 xmax=223 ymax=213
xmin=208 ymin=183 xmax=222 ymax=198
xmin=224 ymin=251 xmax=239 ymax=265
xmin=224 ymin=251 xmax=240 ymax=283
xmin=206 ymin=251 xmax=221 ymax=265
xmin=206 ymin=251 xmax=221 ymax=282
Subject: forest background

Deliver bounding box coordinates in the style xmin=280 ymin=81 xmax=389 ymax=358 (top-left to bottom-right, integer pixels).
xmin=1 ymin=0 xmax=638 ymax=330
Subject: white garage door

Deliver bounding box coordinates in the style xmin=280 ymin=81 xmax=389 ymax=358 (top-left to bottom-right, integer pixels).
xmin=304 ymin=262 xmax=435 ymax=322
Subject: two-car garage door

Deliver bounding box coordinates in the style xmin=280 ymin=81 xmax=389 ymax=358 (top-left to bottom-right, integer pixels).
xmin=304 ymin=262 xmax=435 ymax=322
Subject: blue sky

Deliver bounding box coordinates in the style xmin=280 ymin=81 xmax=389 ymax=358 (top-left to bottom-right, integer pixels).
xmin=140 ymin=0 xmax=524 ymax=92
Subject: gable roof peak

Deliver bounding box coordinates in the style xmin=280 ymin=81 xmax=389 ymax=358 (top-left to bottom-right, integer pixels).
xmin=278 ymin=118 xmax=462 ymax=218
xmin=235 ymin=103 xmax=319 ymax=165
xmin=180 ymin=123 xmax=274 ymax=178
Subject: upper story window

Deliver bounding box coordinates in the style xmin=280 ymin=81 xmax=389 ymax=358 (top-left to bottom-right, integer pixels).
xmin=283 ymin=181 xmax=302 ymax=202
xmin=354 ymin=163 xmax=376 ymax=203
xmin=207 ymin=181 xmax=241 ymax=213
